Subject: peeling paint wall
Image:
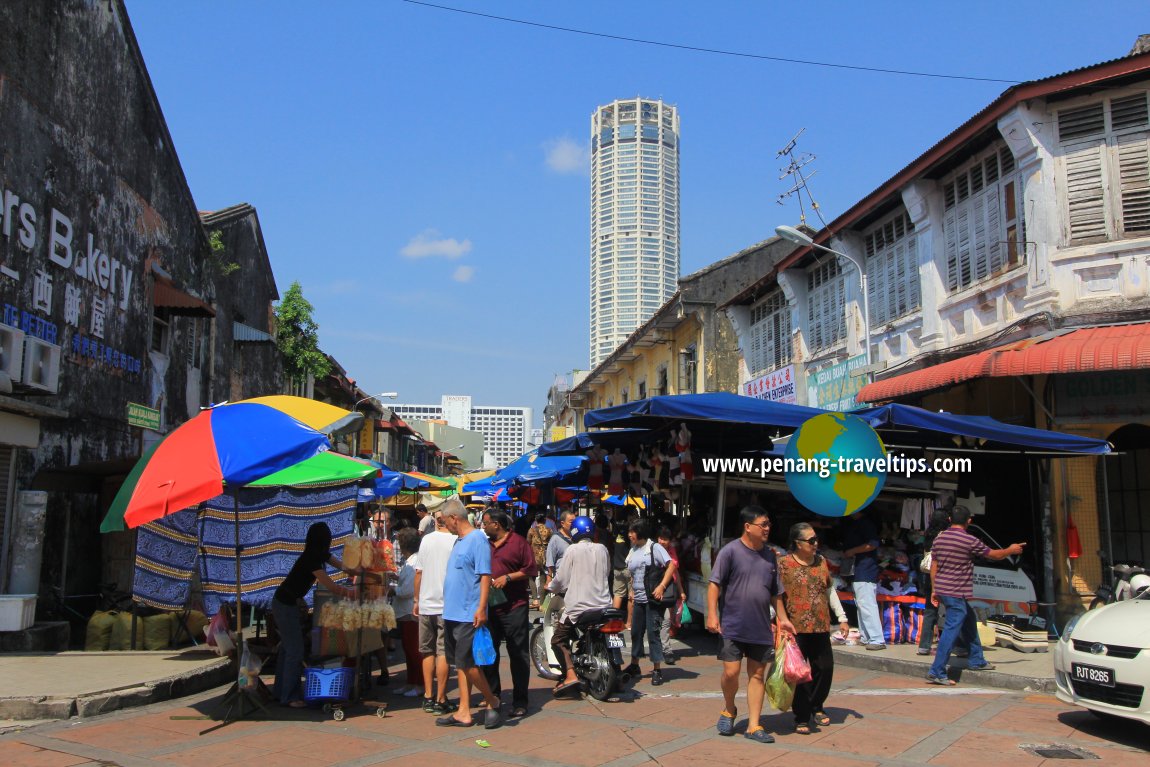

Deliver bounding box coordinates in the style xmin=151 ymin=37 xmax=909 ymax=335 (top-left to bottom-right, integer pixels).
xmin=0 ymin=1 xmax=214 ymax=603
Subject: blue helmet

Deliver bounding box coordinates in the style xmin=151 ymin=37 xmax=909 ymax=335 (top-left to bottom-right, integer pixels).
xmin=570 ymin=515 xmax=595 ymax=542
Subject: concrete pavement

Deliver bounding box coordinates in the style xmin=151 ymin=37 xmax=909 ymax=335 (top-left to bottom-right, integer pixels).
xmin=1 ymin=649 xmax=1145 ymax=767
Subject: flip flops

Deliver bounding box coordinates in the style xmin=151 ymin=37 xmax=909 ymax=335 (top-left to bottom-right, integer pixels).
xmin=553 ymin=679 xmax=582 ymax=697
xmin=813 ymin=711 xmax=831 ymax=727
xmin=926 ymin=674 xmax=957 ymax=686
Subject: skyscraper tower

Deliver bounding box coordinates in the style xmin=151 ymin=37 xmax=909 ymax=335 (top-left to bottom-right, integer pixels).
xmin=589 ymin=98 xmax=680 ymax=368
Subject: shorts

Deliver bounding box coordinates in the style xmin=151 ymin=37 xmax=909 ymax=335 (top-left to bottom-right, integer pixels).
xmin=418 ymin=614 xmax=446 ymax=656
xmin=612 ymin=567 xmax=632 ymax=600
xmin=718 ymin=637 xmax=774 ymax=665
xmin=443 ymin=619 xmax=478 ymax=669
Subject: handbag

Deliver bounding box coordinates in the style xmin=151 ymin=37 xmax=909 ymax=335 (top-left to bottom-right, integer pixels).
xmin=919 ymin=551 xmax=932 ymax=574
xmin=488 ymin=587 xmax=508 ymax=607
xmin=643 ymin=544 xmax=678 ymax=605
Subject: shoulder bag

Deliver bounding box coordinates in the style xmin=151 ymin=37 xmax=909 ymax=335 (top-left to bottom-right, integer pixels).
xmin=644 ymin=544 xmax=679 ymax=605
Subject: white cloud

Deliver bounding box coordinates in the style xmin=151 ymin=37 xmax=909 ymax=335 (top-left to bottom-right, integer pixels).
xmin=543 ymin=136 xmax=590 ymax=175
xmin=400 ymin=229 xmax=472 ymax=260
xmin=452 ymin=265 xmax=476 ymax=283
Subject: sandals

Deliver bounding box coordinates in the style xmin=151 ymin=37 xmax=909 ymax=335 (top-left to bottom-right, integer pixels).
xmin=813 ymin=712 xmax=831 ymax=727
xmin=716 ymin=708 xmax=737 ymax=736
xmin=926 ymin=674 xmax=957 ymax=686
xmin=795 ymin=722 xmax=812 ymax=735
xmin=553 ymin=679 xmax=582 ymax=697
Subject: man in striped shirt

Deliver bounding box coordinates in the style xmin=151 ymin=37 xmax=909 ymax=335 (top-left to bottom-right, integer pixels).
xmin=927 ymin=505 xmax=1026 ymax=685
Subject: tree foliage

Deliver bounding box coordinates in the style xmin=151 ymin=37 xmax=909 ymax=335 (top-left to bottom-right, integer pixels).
xmin=274 ymin=281 xmax=331 ymax=384
xmin=207 ymin=229 xmax=240 ymax=276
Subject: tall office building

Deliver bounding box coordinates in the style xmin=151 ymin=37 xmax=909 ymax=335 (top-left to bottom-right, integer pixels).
xmin=590 ymin=98 xmax=680 ymax=368
xmin=390 ymin=395 xmax=533 ymax=469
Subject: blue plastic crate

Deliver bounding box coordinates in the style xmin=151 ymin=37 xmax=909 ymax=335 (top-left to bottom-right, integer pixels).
xmin=303 ymin=666 xmax=353 ymax=702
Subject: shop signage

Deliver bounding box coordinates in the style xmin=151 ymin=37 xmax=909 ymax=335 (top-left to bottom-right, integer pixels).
xmin=126 ymin=402 xmax=161 ymax=430
xmin=744 ymin=365 xmax=796 ymax=403
xmin=970 ymin=565 xmax=1037 ymax=615
xmin=1054 ymin=371 xmax=1150 ymax=422
xmin=809 ymin=354 xmax=867 ymax=412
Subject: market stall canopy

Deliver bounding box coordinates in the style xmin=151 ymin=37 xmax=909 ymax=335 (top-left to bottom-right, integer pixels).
xmin=404 ymin=471 xmax=456 ymax=492
xmin=122 ymin=398 xmax=338 ymax=529
xmin=856 ymin=403 xmax=1112 ymax=455
xmin=584 ymin=392 xmax=828 ymax=454
xmin=535 ymin=429 xmax=652 ymax=457
xmin=468 ymin=452 xmax=585 ymax=490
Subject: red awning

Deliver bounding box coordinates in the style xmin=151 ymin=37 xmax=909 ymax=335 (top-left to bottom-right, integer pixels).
xmin=857 ymin=323 xmax=1150 ymax=403
xmin=153 ymin=280 xmax=215 ymax=317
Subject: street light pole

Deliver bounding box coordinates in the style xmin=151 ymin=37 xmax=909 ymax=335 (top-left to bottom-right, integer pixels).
xmin=775 ymin=225 xmax=871 ymax=369
xmin=353 ymin=391 xmax=399 ymax=410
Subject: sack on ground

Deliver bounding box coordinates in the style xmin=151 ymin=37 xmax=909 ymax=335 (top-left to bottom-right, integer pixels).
xmin=108 ymin=611 xmax=135 ymax=651
xmin=141 ymin=612 xmax=175 ymax=651
xmin=473 ymin=625 xmax=497 ymax=666
xmin=904 ymin=604 xmax=924 ymax=645
xmin=85 ymin=610 xmax=117 ymax=651
xmin=881 ymin=602 xmax=908 ymax=644
xmin=782 ymin=634 xmax=813 ymax=685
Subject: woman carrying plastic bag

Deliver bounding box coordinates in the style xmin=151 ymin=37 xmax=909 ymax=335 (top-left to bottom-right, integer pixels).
xmin=777 ymin=522 xmax=851 ymax=735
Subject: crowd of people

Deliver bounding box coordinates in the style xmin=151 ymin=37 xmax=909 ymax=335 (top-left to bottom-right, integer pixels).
xmin=270 ymin=497 xmax=1025 ymax=742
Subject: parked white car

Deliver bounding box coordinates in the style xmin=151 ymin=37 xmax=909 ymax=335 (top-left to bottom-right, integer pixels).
xmin=1053 ymin=594 xmax=1150 ymax=725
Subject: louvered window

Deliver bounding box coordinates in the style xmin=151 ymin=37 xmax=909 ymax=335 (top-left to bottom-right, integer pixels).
xmin=865 ymin=211 xmax=920 ymax=327
xmin=807 ymin=260 xmax=845 ymax=352
xmin=1059 ymin=92 xmax=1150 ymax=242
xmin=748 ymin=291 xmax=792 ymax=376
xmin=942 ymin=145 xmax=1024 ymax=292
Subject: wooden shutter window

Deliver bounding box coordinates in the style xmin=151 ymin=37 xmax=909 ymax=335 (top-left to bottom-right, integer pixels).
xmin=1058 ymin=103 xmax=1106 ymax=142
xmin=1065 ymin=141 xmax=1108 ymax=241
xmin=1116 ymin=134 xmax=1150 ymax=234
xmin=1111 ymin=94 xmax=1150 ymax=132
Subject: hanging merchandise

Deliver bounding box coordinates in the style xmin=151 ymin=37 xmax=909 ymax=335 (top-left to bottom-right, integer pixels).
xmin=317 ymin=597 xmax=397 ymax=632
xmin=667 ymin=431 xmax=682 ymax=486
xmin=586 ymin=444 xmax=607 ymax=491
xmin=675 ymin=423 xmax=694 ymax=482
xmin=607 ymin=448 xmax=627 ymax=495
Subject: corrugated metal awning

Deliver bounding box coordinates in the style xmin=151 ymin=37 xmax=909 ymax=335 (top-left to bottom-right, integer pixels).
xmin=233 ymin=321 xmax=273 ymax=343
xmin=857 ymin=323 xmax=1150 ymax=403
xmin=153 ymin=280 xmax=214 ymax=317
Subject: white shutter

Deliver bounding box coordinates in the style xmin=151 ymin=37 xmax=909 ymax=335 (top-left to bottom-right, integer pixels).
xmin=971 ymin=194 xmax=988 ymax=282
xmin=944 ymin=207 xmax=958 ymax=292
xmin=956 ymin=205 xmax=972 ymax=289
xmin=985 ymin=184 xmax=1003 ymax=275
xmin=1115 ymin=133 xmax=1150 ymax=234
xmin=866 ymin=258 xmax=879 ymax=327
xmin=1064 ymin=141 xmax=1108 ymax=241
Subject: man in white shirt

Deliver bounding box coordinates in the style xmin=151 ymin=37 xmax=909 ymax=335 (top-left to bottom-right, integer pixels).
xmin=416 ymin=503 xmax=435 ymax=536
xmin=413 ymin=508 xmax=457 ymax=714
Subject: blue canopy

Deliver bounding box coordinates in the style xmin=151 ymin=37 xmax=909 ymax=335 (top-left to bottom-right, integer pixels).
xmin=462 ymin=452 xmax=585 ymax=492
xmin=585 ymin=393 xmax=826 ymax=429
xmin=536 ymin=429 xmax=652 ymax=457
xmin=358 ymin=458 xmax=424 ymax=495
xmin=857 ymin=403 xmax=1111 ymax=455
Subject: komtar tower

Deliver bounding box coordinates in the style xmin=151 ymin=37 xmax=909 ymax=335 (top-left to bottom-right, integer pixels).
xmin=589 ymin=98 xmax=680 ymax=368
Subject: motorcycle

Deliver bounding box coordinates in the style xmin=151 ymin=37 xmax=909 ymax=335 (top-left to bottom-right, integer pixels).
xmin=529 ymin=593 xmax=563 ymax=682
xmin=1090 ymin=560 xmax=1150 ymax=609
xmin=530 ymin=594 xmax=628 ymax=701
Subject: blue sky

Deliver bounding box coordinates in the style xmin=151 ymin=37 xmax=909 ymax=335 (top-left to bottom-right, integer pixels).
xmin=125 ymin=1 xmax=1148 ymax=423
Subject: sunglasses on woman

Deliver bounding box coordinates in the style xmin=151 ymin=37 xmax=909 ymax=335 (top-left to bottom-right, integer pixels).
xmin=799 ymin=536 xmax=819 ymax=545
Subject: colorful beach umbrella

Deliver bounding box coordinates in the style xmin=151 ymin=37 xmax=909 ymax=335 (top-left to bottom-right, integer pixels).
xmin=122 ymin=397 xmax=357 ymax=529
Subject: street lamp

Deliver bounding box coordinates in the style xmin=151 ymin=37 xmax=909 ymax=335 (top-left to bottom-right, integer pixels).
xmin=353 ymin=391 xmax=399 ymax=410
xmin=775 ymin=225 xmax=871 ymax=368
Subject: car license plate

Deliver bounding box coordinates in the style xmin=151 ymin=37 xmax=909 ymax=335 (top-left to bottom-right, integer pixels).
xmin=606 ymin=634 xmax=624 ymax=649
xmin=1072 ymin=662 xmax=1115 ymax=687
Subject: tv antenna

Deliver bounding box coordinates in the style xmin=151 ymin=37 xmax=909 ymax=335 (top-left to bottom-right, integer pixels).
xmin=776 ymin=128 xmax=828 ymax=229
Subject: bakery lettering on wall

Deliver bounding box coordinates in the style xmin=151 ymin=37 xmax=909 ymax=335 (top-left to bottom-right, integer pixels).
xmin=0 ymin=186 xmax=143 ymax=375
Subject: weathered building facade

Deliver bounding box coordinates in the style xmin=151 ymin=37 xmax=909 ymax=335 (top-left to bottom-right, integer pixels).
xmin=0 ymin=2 xmax=286 ymax=608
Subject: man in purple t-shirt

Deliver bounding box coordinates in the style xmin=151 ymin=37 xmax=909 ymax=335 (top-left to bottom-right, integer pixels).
xmin=707 ymin=506 xmax=794 ymax=744
xmin=927 ymin=505 xmax=1026 ymax=685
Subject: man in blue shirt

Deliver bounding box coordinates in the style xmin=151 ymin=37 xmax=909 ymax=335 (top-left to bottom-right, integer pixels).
xmin=437 ymin=498 xmax=503 ymax=729
xmin=842 ymin=510 xmax=884 ymax=650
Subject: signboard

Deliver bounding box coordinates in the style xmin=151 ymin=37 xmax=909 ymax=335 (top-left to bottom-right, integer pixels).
xmin=743 ymin=365 xmax=797 ymax=403
xmin=809 ymin=354 xmax=867 ymax=411
xmin=970 ymin=566 xmax=1037 ymax=616
xmin=1055 ymin=371 xmax=1150 ymax=422
xmin=126 ymin=402 xmax=160 ymax=430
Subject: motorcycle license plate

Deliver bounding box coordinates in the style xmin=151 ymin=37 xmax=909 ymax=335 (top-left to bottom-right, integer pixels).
xmin=606 ymin=634 xmax=624 ymax=649
xmin=1072 ymin=662 xmax=1115 ymax=687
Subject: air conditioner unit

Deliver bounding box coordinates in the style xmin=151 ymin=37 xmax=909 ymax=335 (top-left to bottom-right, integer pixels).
xmin=0 ymin=323 xmax=24 ymax=382
xmin=22 ymin=337 xmax=61 ymax=393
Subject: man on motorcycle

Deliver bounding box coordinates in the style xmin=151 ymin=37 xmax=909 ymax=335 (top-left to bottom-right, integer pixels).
xmin=547 ymin=515 xmax=613 ymax=696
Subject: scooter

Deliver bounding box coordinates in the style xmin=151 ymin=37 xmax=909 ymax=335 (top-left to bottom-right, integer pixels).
xmin=566 ymin=607 xmax=628 ymax=701
xmin=529 ymin=593 xmax=563 ymax=682
xmin=1090 ymin=560 xmax=1150 ymax=609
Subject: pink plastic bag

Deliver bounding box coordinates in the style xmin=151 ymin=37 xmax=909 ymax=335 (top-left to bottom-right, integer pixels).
xmin=782 ymin=634 xmax=812 ymax=685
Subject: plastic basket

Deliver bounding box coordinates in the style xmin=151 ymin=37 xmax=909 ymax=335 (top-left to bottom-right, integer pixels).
xmin=303 ymin=666 xmax=354 ymax=702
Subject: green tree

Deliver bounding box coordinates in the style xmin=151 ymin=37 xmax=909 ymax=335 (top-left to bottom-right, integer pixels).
xmin=274 ymin=281 xmax=331 ymax=386
xmin=207 ymin=229 xmax=240 ymax=276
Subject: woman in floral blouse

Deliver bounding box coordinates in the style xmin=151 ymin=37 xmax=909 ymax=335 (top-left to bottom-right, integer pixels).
xmin=778 ymin=522 xmax=850 ymax=735
xmin=526 ymin=514 xmax=553 ymax=609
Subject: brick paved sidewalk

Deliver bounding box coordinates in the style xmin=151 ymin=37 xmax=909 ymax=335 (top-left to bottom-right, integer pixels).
xmin=2 ymin=641 xmax=1146 ymax=767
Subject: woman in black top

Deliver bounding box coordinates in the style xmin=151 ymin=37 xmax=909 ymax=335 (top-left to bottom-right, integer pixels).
xmin=272 ymin=522 xmax=355 ymax=706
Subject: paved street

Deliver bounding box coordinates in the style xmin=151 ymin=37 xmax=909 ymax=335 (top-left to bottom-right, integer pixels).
xmin=3 ymin=647 xmax=1147 ymax=767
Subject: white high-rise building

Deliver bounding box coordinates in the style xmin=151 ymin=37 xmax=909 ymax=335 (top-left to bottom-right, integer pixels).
xmin=390 ymin=395 xmax=533 ymax=469
xmin=590 ymin=98 xmax=680 ymax=368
